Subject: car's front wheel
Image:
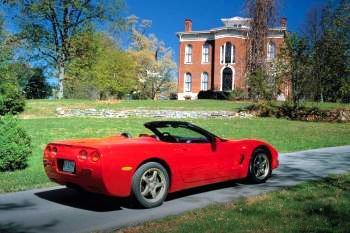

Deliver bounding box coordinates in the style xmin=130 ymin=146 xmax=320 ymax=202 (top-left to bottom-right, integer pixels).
xmin=248 ymin=149 xmax=272 ymax=183
xmin=131 ymin=162 xmax=169 ymax=208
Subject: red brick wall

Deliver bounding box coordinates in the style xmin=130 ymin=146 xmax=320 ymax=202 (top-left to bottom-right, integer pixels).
xmin=178 ymin=40 xmax=213 ymax=93
xmin=178 ymin=36 xmax=285 ymax=97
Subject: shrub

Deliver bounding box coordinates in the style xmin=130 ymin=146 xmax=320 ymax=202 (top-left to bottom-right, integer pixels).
xmin=228 ymin=89 xmax=248 ymax=100
xmin=198 ymin=90 xmax=231 ymax=100
xmin=0 ymin=90 xmax=25 ymax=115
xmin=0 ymin=115 xmax=32 ymax=172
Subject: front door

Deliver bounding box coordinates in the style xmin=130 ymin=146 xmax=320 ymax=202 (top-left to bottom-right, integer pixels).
xmin=222 ymin=67 xmax=233 ymax=91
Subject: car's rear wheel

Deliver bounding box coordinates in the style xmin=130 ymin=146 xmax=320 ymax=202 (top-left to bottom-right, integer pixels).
xmin=248 ymin=149 xmax=271 ymax=183
xmin=131 ymin=162 xmax=169 ymax=208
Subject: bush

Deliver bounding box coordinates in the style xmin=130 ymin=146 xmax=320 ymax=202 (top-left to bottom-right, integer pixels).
xmin=228 ymin=89 xmax=248 ymax=100
xmin=239 ymin=102 xmax=350 ymax=122
xmin=0 ymin=90 xmax=25 ymax=115
xmin=0 ymin=115 xmax=32 ymax=172
xmin=198 ymin=90 xmax=230 ymax=100
xmin=239 ymin=102 xmax=276 ymax=117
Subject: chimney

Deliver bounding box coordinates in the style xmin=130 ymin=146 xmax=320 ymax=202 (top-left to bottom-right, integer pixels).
xmin=280 ymin=17 xmax=287 ymax=29
xmin=185 ymin=19 xmax=192 ymax=32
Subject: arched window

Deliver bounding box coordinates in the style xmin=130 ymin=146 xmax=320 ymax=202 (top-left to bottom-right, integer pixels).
xmin=202 ymin=43 xmax=210 ymax=63
xmin=184 ymin=73 xmax=192 ymax=92
xmin=220 ymin=42 xmax=235 ymax=64
xmin=185 ymin=44 xmax=192 ymax=63
xmin=267 ymin=41 xmax=276 ymax=60
xmin=201 ymin=72 xmax=209 ymax=90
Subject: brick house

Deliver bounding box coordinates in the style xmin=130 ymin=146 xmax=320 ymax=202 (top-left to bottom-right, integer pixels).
xmin=176 ymin=17 xmax=288 ymax=100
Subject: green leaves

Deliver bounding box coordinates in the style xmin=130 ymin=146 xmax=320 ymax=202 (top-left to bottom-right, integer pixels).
xmin=0 ymin=115 xmax=32 ymax=172
xmin=65 ymin=32 xmax=137 ymax=99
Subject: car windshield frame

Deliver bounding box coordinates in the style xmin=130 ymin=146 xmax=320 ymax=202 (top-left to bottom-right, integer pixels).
xmin=144 ymin=121 xmax=221 ymax=143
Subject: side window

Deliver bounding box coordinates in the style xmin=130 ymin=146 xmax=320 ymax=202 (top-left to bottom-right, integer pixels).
xmin=185 ymin=44 xmax=192 ymax=63
xmin=202 ymin=43 xmax=210 ymax=63
xmin=184 ymin=73 xmax=192 ymax=92
xmin=201 ymin=72 xmax=209 ymax=91
xmin=157 ymin=126 xmax=210 ymax=143
xmin=267 ymin=41 xmax=276 ymax=60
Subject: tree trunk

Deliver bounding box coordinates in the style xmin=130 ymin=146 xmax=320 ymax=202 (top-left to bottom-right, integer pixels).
xmin=57 ymin=63 xmax=65 ymax=99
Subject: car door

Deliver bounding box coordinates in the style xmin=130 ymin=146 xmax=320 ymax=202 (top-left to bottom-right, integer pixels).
xmin=173 ymin=142 xmax=219 ymax=183
xmin=214 ymin=140 xmax=242 ymax=178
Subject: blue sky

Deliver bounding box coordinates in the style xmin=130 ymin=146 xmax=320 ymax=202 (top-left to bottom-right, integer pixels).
xmin=126 ymin=0 xmax=328 ymax=62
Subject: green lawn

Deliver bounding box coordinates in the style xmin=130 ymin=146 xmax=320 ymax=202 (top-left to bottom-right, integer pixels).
xmin=121 ymin=173 xmax=350 ymax=233
xmin=0 ymin=117 xmax=349 ymax=193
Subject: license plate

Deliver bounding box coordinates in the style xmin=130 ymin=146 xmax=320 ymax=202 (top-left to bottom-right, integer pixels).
xmin=62 ymin=160 xmax=75 ymax=173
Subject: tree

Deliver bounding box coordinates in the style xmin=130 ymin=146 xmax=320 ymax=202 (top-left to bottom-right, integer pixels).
xmin=276 ymin=34 xmax=309 ymax=106
xmin=65 ymin=32 xmax=137 ymax=99
xmin=299 ymin=0 xmax=350 ymax=103
xmin=128 ymin=16 xmax=176 ymax=99
xmin=244 ymin=0 xmax=279 ymax=100
xmin=245 ymin=0 xmax=277 ymax=73
xmin=24 ymin=68 xmax=51 ymax=99
xmin=2 ymin=0 xmax=126 ymax=99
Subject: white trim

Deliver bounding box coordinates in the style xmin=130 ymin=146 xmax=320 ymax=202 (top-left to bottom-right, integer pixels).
xmin=179 ymin=34 xmax=283 ymax=42
xmin=214 ymin=34 xmax=247 ymax=40
xmin=220 ymin=65 xmax=235 ymax=91
xmin=220 ymin=45 xmax=223 ymax=64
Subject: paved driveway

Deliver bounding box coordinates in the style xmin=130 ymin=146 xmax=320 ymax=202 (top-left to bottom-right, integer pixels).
xmin=1 ymin=146 xmax=350 ymax=233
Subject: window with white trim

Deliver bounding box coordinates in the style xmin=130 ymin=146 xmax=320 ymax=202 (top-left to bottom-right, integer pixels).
xmin=202 ymin=43 xmax=210 ymax=63
xmin=201 ymin=72 xmax=209 ymax=90
xmin=220 ymin=42 xmax=235 ymax=64
xmin=184 ymin=44 xmax=192 ymax=64
xmin=267 ymin=41 xmax=276 ymax=60
xmin=184 ymin=73 xmax=192 ymax=92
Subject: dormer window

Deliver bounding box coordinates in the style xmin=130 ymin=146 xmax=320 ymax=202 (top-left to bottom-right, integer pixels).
xmin=185 ymin=44 xmax=192 ymax=64
xmin=220 ymin=42 xmax=235 ymax=64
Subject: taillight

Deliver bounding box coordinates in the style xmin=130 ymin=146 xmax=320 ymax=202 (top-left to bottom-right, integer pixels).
xmin=44 ymin=146 xmax=51 ymax=158
xmin=79 ymin=150 xmax=88 ymax=160
xmin=52 ymin=147 xmax=58 ymax=157
xmin=90 ymin=151 xmax=101 ymax=162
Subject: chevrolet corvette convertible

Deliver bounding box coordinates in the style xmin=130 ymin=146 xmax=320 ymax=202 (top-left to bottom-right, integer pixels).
xmin=43 ymin=121 xmax=279 ymax=208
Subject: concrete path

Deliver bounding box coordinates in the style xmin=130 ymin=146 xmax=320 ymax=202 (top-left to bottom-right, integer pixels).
xmin=1 ymin=145 xmax=350 ymax=233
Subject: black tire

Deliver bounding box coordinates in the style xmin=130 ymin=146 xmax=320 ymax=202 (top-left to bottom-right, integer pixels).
xmin=131 ymin=162 xmax=169 ymax=208
xmin=248 ymin=148 xmax=272 ymax=183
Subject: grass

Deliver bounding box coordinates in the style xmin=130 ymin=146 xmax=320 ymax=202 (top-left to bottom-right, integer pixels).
xmin=0 ymin=117 xmax=349 ymax=193
xmin=20 ymin=99 xmax=350 ymax=118
xmin=119 ymin=173 xmax=350 ymax=233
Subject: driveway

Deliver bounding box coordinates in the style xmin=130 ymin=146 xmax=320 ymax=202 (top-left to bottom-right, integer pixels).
xmin=1 ymin=145 xmax=350 ymax=233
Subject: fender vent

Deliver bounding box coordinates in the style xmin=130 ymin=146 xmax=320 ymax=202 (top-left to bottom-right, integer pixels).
xmin=239 ymin=154 xmax=245 ymax=164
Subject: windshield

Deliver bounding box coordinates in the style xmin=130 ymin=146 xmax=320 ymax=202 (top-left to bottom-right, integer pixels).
xmin=145 ymin=121 xmax=219 ymax=143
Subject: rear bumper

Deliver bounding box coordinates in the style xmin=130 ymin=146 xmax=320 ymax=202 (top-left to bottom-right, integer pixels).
xmin=44 ymin=160 xmax=107 ymax=195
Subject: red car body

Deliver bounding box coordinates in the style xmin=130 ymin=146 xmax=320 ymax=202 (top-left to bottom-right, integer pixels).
xmin=43 ymin=121 xmax=279 ymax=198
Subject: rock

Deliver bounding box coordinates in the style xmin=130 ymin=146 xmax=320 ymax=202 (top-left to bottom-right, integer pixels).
xmin=55 ymin=107 xmax=65 ymax=115
xmin=56 ymin=108 xmax=253 ymax=120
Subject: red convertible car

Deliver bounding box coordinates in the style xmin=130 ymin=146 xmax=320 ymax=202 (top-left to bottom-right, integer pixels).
xmin=43 ymin=121 xmax=279 ymax=208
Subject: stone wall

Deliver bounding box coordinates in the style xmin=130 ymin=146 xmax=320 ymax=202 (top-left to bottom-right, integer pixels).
xmin=55 ymin=108 xmax=253 ymax=119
